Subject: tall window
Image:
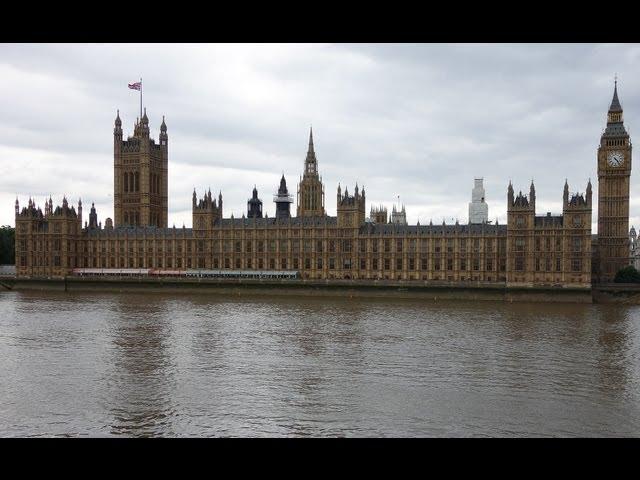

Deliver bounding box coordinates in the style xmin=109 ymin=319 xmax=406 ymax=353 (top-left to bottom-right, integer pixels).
xmin=572 ymin=237 xmax=582 ymax=252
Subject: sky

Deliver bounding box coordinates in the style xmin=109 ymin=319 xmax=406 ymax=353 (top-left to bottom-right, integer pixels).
xmin=1 ymin=43 xmax=640 ymax=232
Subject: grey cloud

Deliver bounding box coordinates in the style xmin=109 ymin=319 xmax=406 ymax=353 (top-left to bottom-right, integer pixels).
xmin=1 ymin=44 xmax=639 ymax=232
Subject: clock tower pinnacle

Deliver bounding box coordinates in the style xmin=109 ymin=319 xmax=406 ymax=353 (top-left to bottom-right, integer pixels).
xmin=596 ymin=79 xmax=632 ymax=282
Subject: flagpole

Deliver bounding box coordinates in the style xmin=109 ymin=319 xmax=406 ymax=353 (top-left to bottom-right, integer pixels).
xmin=140 ymin=77 xmax=143 ymax=119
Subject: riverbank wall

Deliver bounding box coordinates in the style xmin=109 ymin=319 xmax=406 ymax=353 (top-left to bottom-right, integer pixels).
xmin=2 ymin=276 xmax=595 ymax=303
xmin=591 ymin=283 xmax=640 ymax=304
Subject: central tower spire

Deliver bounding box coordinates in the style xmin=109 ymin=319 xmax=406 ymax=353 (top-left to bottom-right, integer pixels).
xmin=297 ymin=126 xmax=325 ymax=217
xmin=305 ymin=126 xmax=318 ymax=176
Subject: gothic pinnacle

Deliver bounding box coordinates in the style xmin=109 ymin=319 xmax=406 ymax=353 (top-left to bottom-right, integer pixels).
xmin=610 ymin=78 xmax=622 ymax=112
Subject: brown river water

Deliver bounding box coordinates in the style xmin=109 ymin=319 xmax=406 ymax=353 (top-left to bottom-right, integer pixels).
xmin=0 ymin=290 xmax=639 ymax=437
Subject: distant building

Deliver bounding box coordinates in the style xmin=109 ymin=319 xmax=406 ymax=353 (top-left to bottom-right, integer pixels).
xmin=630 ymin=226 xmax=640 ymax=269
xmin=370 ymin=205 xmax=388 ymax=224
xmin=390 ymin=204 xmax=407 ymax=225
xmin=469 ymin=178 xmax=489 ymax=224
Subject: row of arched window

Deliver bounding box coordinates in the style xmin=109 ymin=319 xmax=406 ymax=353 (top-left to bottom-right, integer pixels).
xmin=150 ymin=212 xmax=161 ymax=227
xmin=123 ymin=171 xmax=163 ymax=194
xmin=123 ymin=211 xmax=140 ymax=226
xmin=150 ymin=173 xmax=161 ymax=195
xmin=124 ymin=172 xmax=139 ymax=193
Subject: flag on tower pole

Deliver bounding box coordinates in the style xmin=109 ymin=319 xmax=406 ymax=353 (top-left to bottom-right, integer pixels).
xmin=128 ymin=79 xmax=143 ymax=118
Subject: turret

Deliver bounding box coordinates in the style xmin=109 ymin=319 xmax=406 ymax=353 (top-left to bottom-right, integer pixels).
xmin=564 ymin=180 xmax=590 ymax=209
xmin=192 ymin=188 xmax=223 ymax=230
xmin=14 ymin=197 xmax=19 ymax=216
xmin=390 ymin=200 xmax=407 ymax=225
xmin=370 ymin=205 xmax=388 ymax=224
xmin=305 ymin=126 xmax=317 ymax=176
xmin=89 ymin=202 xmax=98 ymax=229
xmin=78 ymin=198 xmax=83 ymax=227
xmin=160 ymin=115 xmax=168 ymax=147
xmin=337 ymin=183 xmax=366 ymax=227
xmin=274 ymin=174 xmax=293 ymax=219
xmin=508 ymin=181 xmax=514 ymax=206
xmin=529 ymin=180 xmax=536 ymax=209
xmin=140 ymin=108 xmax=149 ymax=137
xmin=247 ymin=185 xmax=263 ymax=218
xmin=114 ymin=110 xmax=122 ymax=137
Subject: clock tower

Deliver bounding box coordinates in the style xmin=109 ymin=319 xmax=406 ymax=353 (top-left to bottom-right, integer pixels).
xmin=597 ymin=80 xmax=632 ymax=282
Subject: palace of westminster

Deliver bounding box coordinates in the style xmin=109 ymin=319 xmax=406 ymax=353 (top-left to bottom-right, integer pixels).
xmin=14 ymin=83 xmax=634 ymax=286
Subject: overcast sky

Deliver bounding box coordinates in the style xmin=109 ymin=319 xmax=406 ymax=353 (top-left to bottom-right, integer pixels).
xmin=1 ymin=43 xmax=640 ymax=232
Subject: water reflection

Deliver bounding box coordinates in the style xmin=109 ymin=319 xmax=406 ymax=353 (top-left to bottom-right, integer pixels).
xmin=1 ymin=291 xmax=639 ymax=437
xmin=594 ymin=306 xmax=634 ymax=401
xmin=105 ymin=294 xmax=178 ymax=436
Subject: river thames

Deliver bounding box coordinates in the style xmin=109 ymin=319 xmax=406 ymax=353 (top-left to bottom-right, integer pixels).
xmin=0 ymin=290 xmax=639 ymax=437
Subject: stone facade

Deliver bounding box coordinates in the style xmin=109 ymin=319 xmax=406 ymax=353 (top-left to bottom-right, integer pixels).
xmin=505 ymin=180 xmax=592 ymax=287
xmin=16 ymin=85 xmax=632 ymax=288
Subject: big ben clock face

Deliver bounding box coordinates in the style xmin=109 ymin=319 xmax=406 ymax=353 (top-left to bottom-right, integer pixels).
xmin=607 ymin=151 xmax=624 ymax=167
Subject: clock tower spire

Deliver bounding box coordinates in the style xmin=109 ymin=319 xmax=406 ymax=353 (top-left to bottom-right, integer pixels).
xmin=596 ymin=79 xmax=632 ymax=282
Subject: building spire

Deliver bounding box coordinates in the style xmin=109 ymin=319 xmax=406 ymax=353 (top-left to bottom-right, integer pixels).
xmin=609 ymin=78 xmax=623 ymax=113
xmin=304 ymin=126 xmax=318 ymax=176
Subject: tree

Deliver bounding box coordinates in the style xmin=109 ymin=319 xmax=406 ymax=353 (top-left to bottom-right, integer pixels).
xmin=614 ymin=265 xmax=640 ymax=283
xmin=0 ymin=225 xmax=15 ymax=265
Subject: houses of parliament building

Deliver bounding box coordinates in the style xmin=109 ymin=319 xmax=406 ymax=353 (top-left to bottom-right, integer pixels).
xmin=14 ymin=83 xmax=633 ymax=286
